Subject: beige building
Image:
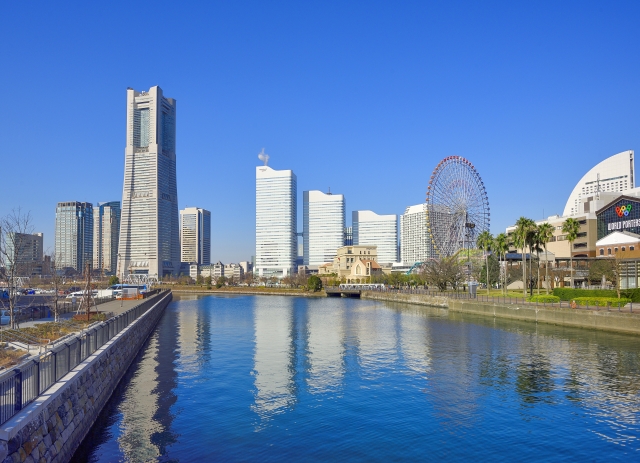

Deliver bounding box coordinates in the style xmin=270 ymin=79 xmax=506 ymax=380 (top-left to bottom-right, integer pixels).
xmin=318 ymin=245 xmax=386 ymax=282
xmin=506 ymin=214 xmax=596 ymax=259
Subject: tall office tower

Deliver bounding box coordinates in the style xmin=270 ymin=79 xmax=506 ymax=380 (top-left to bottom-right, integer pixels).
xmin=400 ymin=204 xmax=434 ymax=265
xmin=93 ymin=201 xmax=121 ymax=275
xmin=256 ymin=164 xmax=297 ymax=278
xmin=180 ymin=207 xmax=211 ymax=265
xmin=303 ymin=190 xmax=345 ymax=266
xmin=55 ymin=202 xmax=93 ymax=273
xmin=4 ymin=232 xmax=43 ymax=271
xmin=118 ymin=86 xmax=180 ymax=278
xmin=352 ymin=210 xmax=398 ymax=265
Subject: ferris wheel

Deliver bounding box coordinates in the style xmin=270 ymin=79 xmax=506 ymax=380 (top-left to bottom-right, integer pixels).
xmin=425 ymin=156 xmax=490 ymax=257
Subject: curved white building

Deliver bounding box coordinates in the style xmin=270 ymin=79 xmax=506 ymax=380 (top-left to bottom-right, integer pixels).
xmin=563 ymin=150 xmax=634 ymax=216
xmin=303 ymin=190 xmax=345 ymax=266
xmin=352 ymin=210 xmax=398 ymax=265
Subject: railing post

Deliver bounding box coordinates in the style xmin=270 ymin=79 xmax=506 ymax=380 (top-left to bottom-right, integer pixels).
xmin=52 ymin=351 xmax=57 ymax=382
xmin=14 ymin=369 xmax=22 ymax=412
xmin=35 ymin=360 xmax=40 ymax=396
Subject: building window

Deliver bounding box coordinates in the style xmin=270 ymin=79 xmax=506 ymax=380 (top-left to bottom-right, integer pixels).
xmin=599 ymin=249 xmax=604 ymax=256
xmin=622 ymin=246 xmax=626 ymax=251
xmin=615 ymin=247 xmax=618 ymax=252
xmin=632 ymin=246 xmax=635 ymax=251
xmin=608 ymin=248 xmax=612 ymax=255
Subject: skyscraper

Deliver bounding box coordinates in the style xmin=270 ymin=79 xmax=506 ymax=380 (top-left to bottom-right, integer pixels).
xmin=303 ymin=190 xmax=345 ymax=266
xmin=55 ymin=201 xmax=93 ymax=272
xmin=256 ymin=164 xmax=297 ymax=278
xmin=352 ymin=210 xmax=398 ymax=265
xmin=400 ymin=204 xmax=434 ymax=264
xmin=180 ymin=207 xmax=211 ymax=265
xmin=93 ymin=201 xmax=121 ymax=275
xmin=118 ymin=86 xmax=180 ymax=278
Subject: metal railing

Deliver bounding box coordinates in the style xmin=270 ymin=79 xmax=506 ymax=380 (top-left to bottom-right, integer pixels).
xmin=0 ymin=290 xmax=170 ymax=426
xmin=340 ymin=287 xmax=635 ymax=313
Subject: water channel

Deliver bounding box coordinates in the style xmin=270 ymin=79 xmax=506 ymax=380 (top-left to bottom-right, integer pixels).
xmin=72 ymin=295 xmax=640 ymax=462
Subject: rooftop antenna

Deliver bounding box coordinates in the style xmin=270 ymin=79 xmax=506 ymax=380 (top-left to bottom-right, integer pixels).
xmin=258 ymin=148 xmax=269 ymax=166
xmin=328 ymin=187 xmax=332 ymax=195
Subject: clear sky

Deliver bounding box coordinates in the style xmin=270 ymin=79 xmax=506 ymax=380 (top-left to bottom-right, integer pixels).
xmin=2 ymin=1 xmax=639 ymax=263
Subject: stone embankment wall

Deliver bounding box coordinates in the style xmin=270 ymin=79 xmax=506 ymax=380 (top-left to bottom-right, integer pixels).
xmin=362 ymin=291 xmax=640 ymax=335
xmin=0 ymin=291 xmax=172 ymax=463
xmin=362 ymin=291 xmax=449 ymax=308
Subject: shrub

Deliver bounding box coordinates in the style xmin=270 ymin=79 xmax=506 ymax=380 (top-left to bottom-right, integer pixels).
xmin=572 ymin=297 xmax=631 ymax=307
xmin=307 ymin=275 xmax=323 ymax=292
xmin=552 ymin=288 xmax=618 ymax=301
xmin=527 ymin=295 xmax=560 ymax=303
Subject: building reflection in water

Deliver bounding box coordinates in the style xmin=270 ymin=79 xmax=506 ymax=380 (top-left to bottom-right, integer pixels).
xmin=398 ymin=308 xmax=431 ymax=378
xmin=305 ymin=299 xmax=346 ymax=393
xmin=252 ymin=297 xmax=296 ymax=420
xmin=354 ymin=304 xmax=398 ymax=378
xmin=116 ymin=301 xmax=180 ymax=461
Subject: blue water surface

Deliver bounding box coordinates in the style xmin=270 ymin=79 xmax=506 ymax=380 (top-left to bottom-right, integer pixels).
xmin=72 ymin=295 xmax=640 ymax=462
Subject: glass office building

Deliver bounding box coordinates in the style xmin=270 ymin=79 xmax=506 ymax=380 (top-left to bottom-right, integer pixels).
xmin=93 ymin=201 xmax=120 ymax=275
xmin=180 ymin=207 xmax=211 ymax=265
xmin=256 ymin=165 xmax=297 ymax=278
xmin=303 ymin=190 xmax=345 ymax=266
xmin=55 ymin=201 xmax=93 ymax=273
xmin=118 ymin=86 xmax=180 ymax=278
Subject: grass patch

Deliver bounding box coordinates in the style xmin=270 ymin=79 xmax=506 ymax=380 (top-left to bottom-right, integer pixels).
xmin=19 ymin=319 xmax=99 ymax=342
xmin=0 ymin=346 xmax=27 ymax=369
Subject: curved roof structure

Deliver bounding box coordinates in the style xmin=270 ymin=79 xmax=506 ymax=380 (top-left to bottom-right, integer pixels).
xmin=563 ymin=150 xmax=635 ymax=217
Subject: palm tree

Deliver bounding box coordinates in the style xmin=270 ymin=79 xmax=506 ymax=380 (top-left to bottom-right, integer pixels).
xmin=537 ymin=223 xmax=554 ymax=294
xmin=562 ymin=217 xmax=581 ymax=288
xmin=494 ymin=233 xmax=509 ymax=295
xmin=526 ymin=224 xmax=540 ymax=295
xmin=514 ymin=217 xmax=535 ymax=296
xmin=477 ymin=231 xmax=493 ymax=294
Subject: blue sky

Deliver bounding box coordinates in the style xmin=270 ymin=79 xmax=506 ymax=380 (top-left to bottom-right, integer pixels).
xmin=2 ymin=1 xmax=639 ymax=263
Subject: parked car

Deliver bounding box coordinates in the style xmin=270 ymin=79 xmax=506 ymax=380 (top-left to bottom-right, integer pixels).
xmin=0 ymin=310 xmax=10 ymax=325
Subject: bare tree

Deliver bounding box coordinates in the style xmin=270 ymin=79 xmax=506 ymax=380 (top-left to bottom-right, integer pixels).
xmin=0 ymin=209 xmax=34 ymax=328
xmin=46 ymin=252 xmax=66 ymax=322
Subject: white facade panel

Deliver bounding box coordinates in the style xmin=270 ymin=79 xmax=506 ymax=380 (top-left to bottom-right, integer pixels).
xmin=400 ymin=203 xmax=434 ymax=264
xmin=256 ymin=166 xmax=297 ymax=278
xmin=352 ymin=210 xmax=398 ymax=265
xmin=303 ymin=190 xmax=345 ymax=266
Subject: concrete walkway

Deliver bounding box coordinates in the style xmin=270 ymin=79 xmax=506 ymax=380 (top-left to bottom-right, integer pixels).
xmin=3 ymin=298 xmax=143 ymax=329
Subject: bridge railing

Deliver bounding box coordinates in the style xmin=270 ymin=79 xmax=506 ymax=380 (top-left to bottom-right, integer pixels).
xmin=0 ymin=290 xmax=171 ymax=427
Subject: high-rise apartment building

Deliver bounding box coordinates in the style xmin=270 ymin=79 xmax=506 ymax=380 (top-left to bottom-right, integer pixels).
xmin=118 ymin=86 xmax=180 ymax=278
xmin=352 ymin=210 xmax=398 ymax=265
xmin=303 ymin=190 xmax=345 ymax=266
xmin=180 ymin=207 xmax=211 ymax=265
xmin=400 ymin=204 xmax=434 ymax=264
xmin=256 ymin=164 xmax=297 ymax=277
xmin=93 ymin=201 xmax=121 ymax=275
xmin=55 ymin=202 xmax=93 ymax=272
xmin=4 ymin=232 xmax=44 ymax=272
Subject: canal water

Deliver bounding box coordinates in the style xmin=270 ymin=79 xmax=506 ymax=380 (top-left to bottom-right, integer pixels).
xmin=73 ymin=295 xmax=640 ymax=462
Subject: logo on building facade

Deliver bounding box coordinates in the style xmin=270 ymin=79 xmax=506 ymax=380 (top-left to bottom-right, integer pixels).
xmin=616 ymin=204 xmax=632 ymax=217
